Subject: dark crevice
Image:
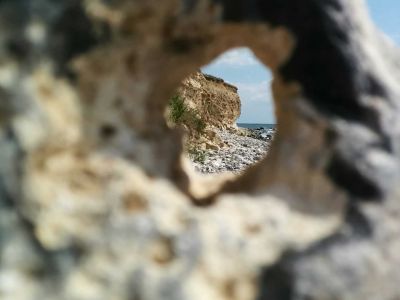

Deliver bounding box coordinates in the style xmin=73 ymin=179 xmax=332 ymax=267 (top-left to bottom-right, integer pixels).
xmin=326 ymin=151 xmax=382 ymax=200
xmin=0 ymin=0 xmax=31 ymax=62
xmin=345 ymin=202 xmax=373 ymax=237
xmin=324 ymin=127 xmax=338 ymax=147
xmin=0 ymin=177 xmax=14 ymax=209
xmin=181 ymin=0 xmax=198 ymax=14
xmin=100 ymin=124 xmax=118 ymax=139
xmin=257 ymin=252 xmax=294 ymax=300
xmin=168 ymin=37 xmax=197 ymax=53
xmin=2 ymin=127 xmax=59 ymax=275
xmin=6 ymin=36 xmax=31 ymax=60
xmin=48 ymin=0 xmax=111 ymax=79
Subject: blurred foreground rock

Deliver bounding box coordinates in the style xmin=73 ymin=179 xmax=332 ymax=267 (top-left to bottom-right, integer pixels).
xmin=1 ymin=0 xmax=400 ymax=300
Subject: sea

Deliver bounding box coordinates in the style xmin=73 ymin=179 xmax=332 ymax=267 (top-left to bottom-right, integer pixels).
xmin=237 ymin=123 xmax=276 ymax=129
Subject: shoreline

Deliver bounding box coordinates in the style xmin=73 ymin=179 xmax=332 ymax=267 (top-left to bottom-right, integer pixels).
xmin=189 ymin=127 xmax=275 ymax=173
xmin=237 ymin=123 xmax=276 ymax=130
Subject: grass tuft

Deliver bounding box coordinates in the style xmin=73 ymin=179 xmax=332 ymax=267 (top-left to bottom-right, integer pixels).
xmin=168 ymin=95 xmax=206 ymax=134
xmin=168 ymin=95 xmax=187 ymax=123
xmin=188 ymin=148 xmax=207 ymax=164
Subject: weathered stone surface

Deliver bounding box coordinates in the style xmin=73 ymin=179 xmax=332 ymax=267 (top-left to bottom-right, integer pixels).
xmin=169 ymin=71 xmax=241 ymax=149
xmin=180 ymin=72 xmax=240 ymax=130
xmin=1 ymin=0 xmax=400 ymax=300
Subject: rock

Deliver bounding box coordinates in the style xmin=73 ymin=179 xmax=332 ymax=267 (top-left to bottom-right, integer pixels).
xmin=205 ymin=142 xmax=219 ymax=150
xmin=174 ymin=72 xmax=241 ymax=146
xmin=204 ymin=128 xmax=217 ymax=139
xmin=1 ymin=0 xmax=400 ymax=300
xmin=191 ymin=129 xmax=272 ymax=174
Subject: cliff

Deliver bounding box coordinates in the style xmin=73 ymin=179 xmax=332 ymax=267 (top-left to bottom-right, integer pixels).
xmin=168 ymin=71 xmax=241 ymax=149
xmin=179 ymin=72 xmax=240 ymax=129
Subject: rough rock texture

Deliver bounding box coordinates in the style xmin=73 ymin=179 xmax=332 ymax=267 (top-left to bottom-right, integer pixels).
xmin=1 ymin=0 xmax=400 ymax=300
xmin=191 ymin=128 xmax=274 ymax=173
xmin=171 ymin=71 xmax=241 ymax=149
xmin=179 ymin=72 xmax=240 ymax=130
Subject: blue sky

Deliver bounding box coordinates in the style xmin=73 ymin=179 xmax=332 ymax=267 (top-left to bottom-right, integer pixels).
xmin=202 ymin=1 xmax=400 ymax=124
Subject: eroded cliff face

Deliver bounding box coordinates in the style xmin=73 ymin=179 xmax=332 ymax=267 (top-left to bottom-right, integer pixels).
xmin=167 ymin=72 xmax=241 ymax=151
xmin=1 ymin=1 xmax=400 ymax=300
xmin=168 ymin=71 xmax=241 ymax=149
xmin=180 ymin=72 xmax=240 ymax=129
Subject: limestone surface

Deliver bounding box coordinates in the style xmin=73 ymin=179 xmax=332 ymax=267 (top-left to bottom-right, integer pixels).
xmin=1 ymin=0 xmax=400 ymax=300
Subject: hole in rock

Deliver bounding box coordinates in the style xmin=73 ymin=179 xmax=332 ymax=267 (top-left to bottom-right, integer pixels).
xmin=165 ymin=47 xmax=276 ymax=174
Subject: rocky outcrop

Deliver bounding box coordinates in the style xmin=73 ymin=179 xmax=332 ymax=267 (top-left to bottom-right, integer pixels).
xmin=1 ymin=1 xmax=400 ymax=300
xmin=179 ymin=72 xmax=240 ymax=130
xmin=170 ymin=71 xmax=241 ymax=149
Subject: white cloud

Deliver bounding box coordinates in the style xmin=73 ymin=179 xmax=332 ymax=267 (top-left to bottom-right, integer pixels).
xmin=388 ymin=32 xmax=400 ymax=44
xmin=206 ymin=47 xmax=259 ymax=67
xmin=236 ymin=80 xmax=273 ymax=103
xmin=201 ymin=46 xmax=274 ymax=123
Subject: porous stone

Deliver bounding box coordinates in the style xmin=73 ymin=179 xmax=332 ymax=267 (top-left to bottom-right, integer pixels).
xmin=1 ymin=0 xmax=400 ymax=300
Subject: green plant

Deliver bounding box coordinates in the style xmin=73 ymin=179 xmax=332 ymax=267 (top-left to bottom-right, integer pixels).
xmin=168 ymin=95 xmax=187 ymax=124
xmin=188 ymin=148 xmax=207 ymax=164
xmin=168 ymin=94 xmax=206 ymax=134
xmin=193 ymin=116 xmax=206 ymax=133
xmin=186 ymin=110 xmax=206 ymax=133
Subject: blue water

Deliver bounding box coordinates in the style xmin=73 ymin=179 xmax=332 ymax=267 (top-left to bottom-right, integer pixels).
xmin=237 ymin=123 xmax=276 ymax=129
